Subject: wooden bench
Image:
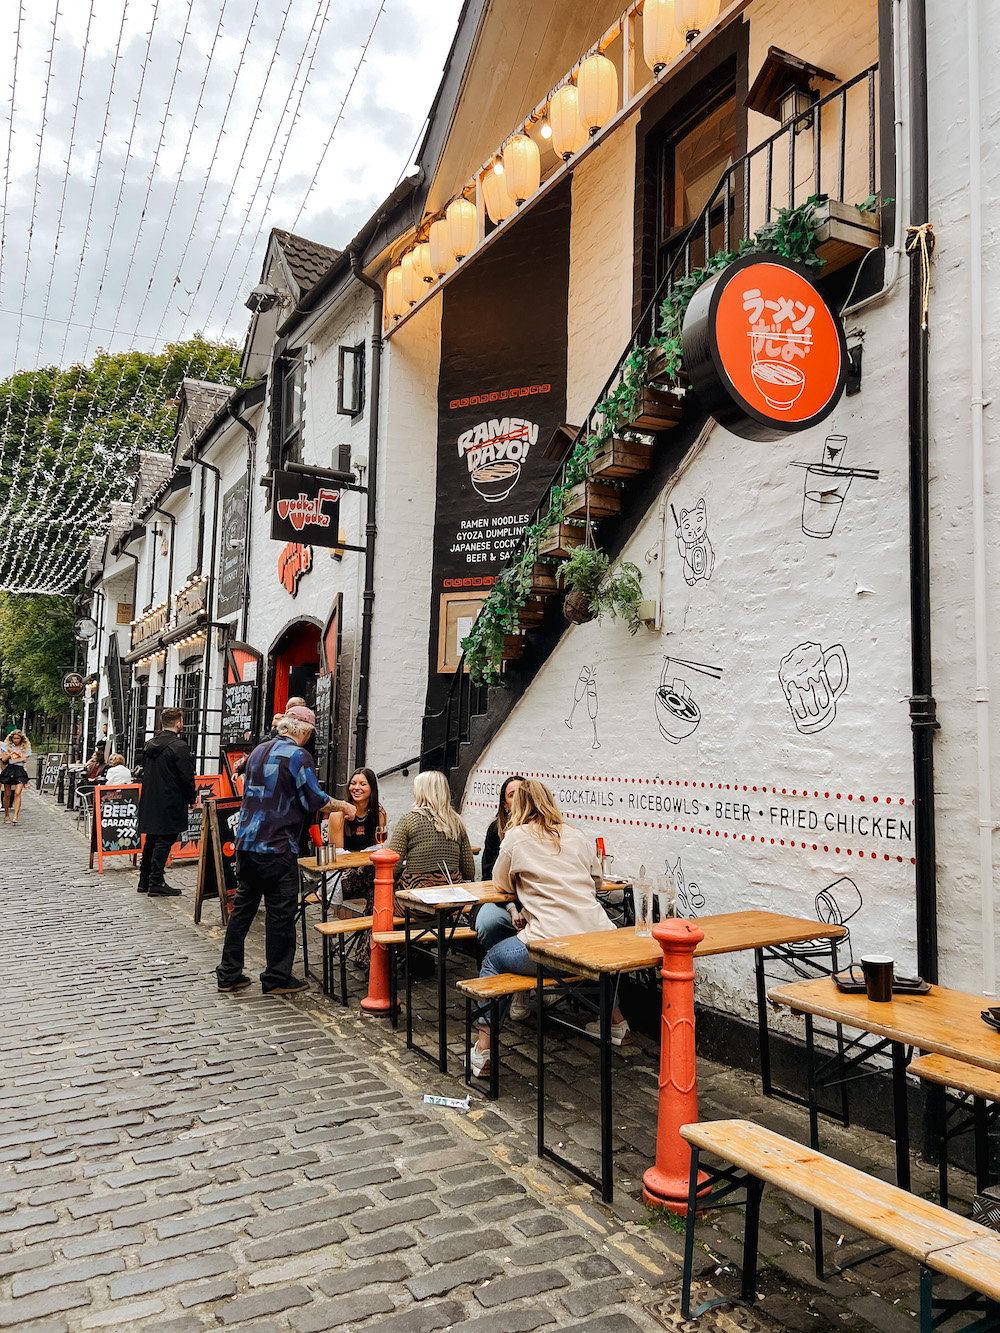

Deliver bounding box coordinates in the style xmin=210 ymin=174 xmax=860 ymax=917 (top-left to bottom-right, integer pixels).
xmin=313 ymin=916 xmax=403 ymax=1004
xmin=679 ymin=1119 xmax=1000 ymax=1331
xmin=911 ymin=1054 xmax=1000 ymax=1202
xmin=373 ymin=926 xmax=479 ymax=1032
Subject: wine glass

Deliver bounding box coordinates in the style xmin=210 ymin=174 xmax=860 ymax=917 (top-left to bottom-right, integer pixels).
xmin=375 ymin=826 xmax=388 ymax=846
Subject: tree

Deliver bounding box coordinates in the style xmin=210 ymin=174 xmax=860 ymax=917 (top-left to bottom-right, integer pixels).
xmin=0 ymin=593 xmax=75 ymax=716
xmin=0 ymin=335 xmax=246 ymax=594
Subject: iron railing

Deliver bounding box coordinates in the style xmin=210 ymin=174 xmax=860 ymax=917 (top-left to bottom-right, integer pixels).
xmin=424 ymin=63 xmax=881 ymax=784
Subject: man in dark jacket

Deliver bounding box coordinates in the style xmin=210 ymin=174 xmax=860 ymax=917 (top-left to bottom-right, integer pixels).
xmin=137 ymin=707 xmax=197 ymax=897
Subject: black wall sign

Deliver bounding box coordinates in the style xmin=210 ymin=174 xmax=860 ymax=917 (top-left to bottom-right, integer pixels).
xmin=270 ymin=471 xmax=341 ymax=548
xmin=221 ymin=680 xmax=257 ymax=748
xmin=41 ymin=753 xmax=64 ymax=790
xmin=195 ymin=797 xmax=242 ymax=924
xmin=427 ymin=181 xmax=572 ymax=711
xmin=314 ymin=673 xmax=332 ymax=790
xmin=217 ymin=479 xmax=248 ymax=617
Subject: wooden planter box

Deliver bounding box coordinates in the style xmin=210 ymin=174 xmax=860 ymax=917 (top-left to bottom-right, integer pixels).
xmin=589 ymin=437 xmax=654 ymax=480
xmin=537 ymin=524 xmax=584 ymax=558
xmin=646 ymin=352 xmax=688 ymax=393
xmin=516 ymin=598 xmax=547 ymax=628
xmin=563 ymin=480 xmax=621 ymax=522
xmin=625 ymin=386 xmax=683 ymax=433
xmin=812 ymin=199 xmax=880 ymax=275
xmin=501 ymin=633 xmax=524 ymax=660
xmin=529 ymin=562 xmax=560 ymax=595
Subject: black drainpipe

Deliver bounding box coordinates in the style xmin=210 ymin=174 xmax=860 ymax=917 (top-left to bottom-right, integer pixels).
xmin=905 ymin=0 xmax=938 ymax=984
xmin=347 ymin=245 xmax=383 ymax=771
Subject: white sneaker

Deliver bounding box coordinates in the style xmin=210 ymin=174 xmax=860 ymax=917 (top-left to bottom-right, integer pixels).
xmin=469 ymin=1042 xmax=491 ymax=1078
xmin=508 ymin=990 xmax=532 ymax=1021
xmin=584 ymin=1019 xmax=631 ymax=1046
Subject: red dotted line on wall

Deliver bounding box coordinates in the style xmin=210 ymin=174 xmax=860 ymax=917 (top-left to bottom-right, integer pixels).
xmin=476 ymin=769 xmax=912 ymax=806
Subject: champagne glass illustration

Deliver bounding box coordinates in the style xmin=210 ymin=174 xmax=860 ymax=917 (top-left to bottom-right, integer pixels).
xmin=586 ymin=667 xmax=600 ymax=749
xmin=565 ymin=665 xmax=593 ymax=731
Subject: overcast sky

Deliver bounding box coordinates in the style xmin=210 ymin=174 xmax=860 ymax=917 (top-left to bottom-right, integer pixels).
xmin=0 ymin=0 xmax=465 ymax=379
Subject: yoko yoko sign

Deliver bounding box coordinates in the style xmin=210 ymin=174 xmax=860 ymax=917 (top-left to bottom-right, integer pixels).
xmin=270 ymin=470 xmax=341 ymax=547
xmin=683 ymin=255 xmax=847 ymax=442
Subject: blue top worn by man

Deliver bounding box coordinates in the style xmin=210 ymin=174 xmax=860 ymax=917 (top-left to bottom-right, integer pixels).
xmin=215 ymin=705 xmax=354 ymax=995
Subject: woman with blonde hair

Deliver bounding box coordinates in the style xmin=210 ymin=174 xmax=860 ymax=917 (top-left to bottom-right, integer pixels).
xmin=0 ymin=729 xmax=32 ymax=825
xmin=388 ymin=770 xmax=475 ymax=889
xmin=470 ymin=778 xmax=628 ymax=1078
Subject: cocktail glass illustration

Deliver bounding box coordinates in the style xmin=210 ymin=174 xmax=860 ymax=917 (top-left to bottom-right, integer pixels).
xmin=791 ymin=438 xmax=879 ymax=540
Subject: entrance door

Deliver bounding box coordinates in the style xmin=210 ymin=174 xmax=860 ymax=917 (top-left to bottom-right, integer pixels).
xmin=269 ymin=621 xmax=321 ymax=717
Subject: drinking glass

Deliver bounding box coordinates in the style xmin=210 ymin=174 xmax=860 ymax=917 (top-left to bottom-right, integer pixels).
xmin=634 ymin=880 xmax=654 ymax=937
xmin=375 ymin=826 xmax=388 ymax=846
xmin=655 ymin=873 xmax=677 ymax=921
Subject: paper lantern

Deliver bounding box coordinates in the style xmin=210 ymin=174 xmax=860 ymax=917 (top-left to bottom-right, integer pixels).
xmin=385 ymin=265 xmax=405 ymax=319
xmin=675 ymin=0 xmax=720 ymax=40
xmin=502 ymin=134 xmax=540 ymax=205
xmin=446 ymin=197 xmax=477 ymax=261
xmin=548 ymin=84 xmax=588 ymax=160
xmin=643 ymin=0 xmax=686 ymax=71
xmin=401 ymin=251 xmax=422 ymax=306
xmin=429 ymin=218 xmax=455 ymax=276
xmin=577 ymin=53 xmax=618 ymax=135
xmin=482 ymin=165 xmax=515 ymax=224
xmin=413 ymin=241 xmax=435 ymax=284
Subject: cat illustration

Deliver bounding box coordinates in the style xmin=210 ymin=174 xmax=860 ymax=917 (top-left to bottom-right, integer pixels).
xmin=675 ymin=498 xmax=715 ymax=585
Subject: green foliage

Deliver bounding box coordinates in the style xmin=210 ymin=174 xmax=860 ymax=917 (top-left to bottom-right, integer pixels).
xmin=0 ymin=593 xmax=75 ymax=715
xmin=557 ymin=547 xmax=644 ymax=634
xmin=0 ymin=334 xmax=246 ymax=592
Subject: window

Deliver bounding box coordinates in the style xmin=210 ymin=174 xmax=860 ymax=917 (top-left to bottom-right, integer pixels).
xmin=279 ymin=356 xmax=305 ymax=466
xmin=657 ymin=92 xmax=738 ymax=282
xmin=128 ymin=679 xmax=148 ymax=768
xmin=437 ymin=592 xmax=486 ymax=673
xmin=337 ymin=342 xmax=365 ymax=418
xmin=174 ymin=667 xmax=202 ymax=738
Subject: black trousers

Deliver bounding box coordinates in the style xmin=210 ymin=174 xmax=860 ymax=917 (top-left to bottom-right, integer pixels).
xmin=138 ymin=834 xmax=174 ymax=888
xmin=216 ymin=851 xmax=299 ymax=989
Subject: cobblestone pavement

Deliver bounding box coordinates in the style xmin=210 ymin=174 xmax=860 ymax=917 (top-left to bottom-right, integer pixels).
xmin=1 ymin=790 xmax=977 ymax=1332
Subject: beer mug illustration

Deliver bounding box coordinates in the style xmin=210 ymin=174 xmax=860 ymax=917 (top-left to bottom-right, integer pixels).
xmin=778 ymin=641 xmax=849 ymax=734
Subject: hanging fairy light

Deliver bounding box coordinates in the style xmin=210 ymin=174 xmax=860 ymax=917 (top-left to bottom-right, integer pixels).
xmin=502 ymin=134 xmax=541 ymax=206
xmin=482 ymin=164 xmax=515 ymax=224
xmin=385 ymin=266 xmax=405 ymax=319
xmin=539 ymin=121 xmax=552 ymax=140
xmin=674 ymin=0 xmax=721 ymax=42
xmin=577 ymin=52 xmax=618 ymax=135
xmin=401 ymin=251 xmax=422 ymax=306
xmin=643 ymin=0 xmax=686 ymax=71
xmin=446 ymin=197 xmax=477 ymax=261
xmin=428 ymin=218 xmax=456 ymax=277
xmin=548 ymin=84 xmax=588 ymax=160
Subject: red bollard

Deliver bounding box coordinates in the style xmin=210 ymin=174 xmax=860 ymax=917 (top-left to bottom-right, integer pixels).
xmin=361 ymin=845 xmax=399 ymax=1013
xmin=642 ymin=918 xmax=705 ymax=1214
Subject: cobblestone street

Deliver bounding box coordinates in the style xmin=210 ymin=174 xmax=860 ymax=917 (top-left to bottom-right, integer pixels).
xmin=0 ymin=791 xmax=973 ymax=1332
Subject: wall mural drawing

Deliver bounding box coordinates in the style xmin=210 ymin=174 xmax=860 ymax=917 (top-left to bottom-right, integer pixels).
xmin=664 ymin=856 xmax=706 ymax=918
xmin=672 ymin=498 xmax=715 ymax=584
xmin=791 ymin=434 xmax=880 ymax=539
xmin=655 ymin=656 xmax=723 ymax=744
xmin=566 ymin=664 xmax=600 ymax=750
xmin=778 ymin=640 xmax=849 ymax=734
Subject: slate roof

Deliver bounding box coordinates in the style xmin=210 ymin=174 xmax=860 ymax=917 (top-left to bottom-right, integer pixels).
xmin=272 ymin=229 xmax=341 ymax=294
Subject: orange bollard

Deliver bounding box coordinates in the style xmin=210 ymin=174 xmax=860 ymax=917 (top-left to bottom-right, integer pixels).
xmin=361 ymin=845 xmax=399 ymax=1013
xmin=642 ymin=918 xmax=705 ymax=1214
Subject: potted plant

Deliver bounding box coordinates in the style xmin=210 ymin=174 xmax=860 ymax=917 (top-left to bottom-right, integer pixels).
xmin=556 ymin=545 xmax=644 ymax=632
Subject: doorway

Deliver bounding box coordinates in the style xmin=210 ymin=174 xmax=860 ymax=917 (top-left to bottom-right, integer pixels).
xmin=268 ymin=620 xmax=321 ymax=718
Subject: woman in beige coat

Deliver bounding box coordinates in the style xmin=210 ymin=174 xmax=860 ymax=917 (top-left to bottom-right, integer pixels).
xmin=470 ymin=779 xmax=628 ymax=1078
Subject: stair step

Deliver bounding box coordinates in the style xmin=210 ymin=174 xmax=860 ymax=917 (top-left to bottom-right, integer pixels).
xmin=563 ymin=480 xmax=621 ymax=521
xmin=516 ymin=598 xmax=547 ymax=626
xmin=529 ymin=562 xmax=560 ymax=595
xmin=538 ymin=523 xmax=585 ymax=558
xmin=625 ymin=386 xmax=683 ymax=432
xmin=589 ymin=437 xmax=655 ymax=479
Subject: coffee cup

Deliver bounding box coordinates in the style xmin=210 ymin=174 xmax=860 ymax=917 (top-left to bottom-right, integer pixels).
xmin=860 ymin=955 xmax=894 ymax=1003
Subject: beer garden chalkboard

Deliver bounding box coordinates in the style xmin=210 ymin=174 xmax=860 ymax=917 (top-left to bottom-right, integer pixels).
xmin=90 ymin=784 xmax=142 ymax=872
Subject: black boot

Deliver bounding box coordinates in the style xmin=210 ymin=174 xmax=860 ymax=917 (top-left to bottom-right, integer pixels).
xmin=137 ymin=880 xmax=149 ymax=893
xmin=148 ymin=882 xmax=181 ymax=897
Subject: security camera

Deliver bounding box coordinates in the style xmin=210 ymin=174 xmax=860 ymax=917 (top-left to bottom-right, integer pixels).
xmin=245 ymin=283 xmax=280 ymax=314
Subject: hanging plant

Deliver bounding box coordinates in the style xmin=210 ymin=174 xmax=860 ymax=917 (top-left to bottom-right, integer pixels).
xmin=556 ymin=545 xmax=644 ymax=634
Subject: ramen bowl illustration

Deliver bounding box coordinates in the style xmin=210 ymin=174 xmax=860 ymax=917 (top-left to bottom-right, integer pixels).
xmin=750 ymin=359 xmax=805 ymax=410
xmin=471 ymin=460 xmax=521 ymax=502
xmin=655 ymin=677 xmax=701 ymax=744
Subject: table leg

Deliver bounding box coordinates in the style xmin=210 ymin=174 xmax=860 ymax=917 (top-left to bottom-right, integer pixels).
xmin=974 ymin=1095 xmax=989 ymax=1193
xmin=404 ymin=908 xmax=414 ymax=1052
xmin=754 ymin=948 xmax=772 ymax=1098
xmin=437 ymin=913 xmax=448 ymax=1075
xmin=535 ymin=963 xmax=546 ymax=1160
xmin=892 ymin=1040 xmax=911 ymax=1192
xmin=599 ymin=972 xmax=614 ymax=1203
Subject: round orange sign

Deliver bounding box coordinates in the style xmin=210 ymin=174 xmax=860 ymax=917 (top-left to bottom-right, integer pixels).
xmin=683 ymin=255 xmax=847 ymax=441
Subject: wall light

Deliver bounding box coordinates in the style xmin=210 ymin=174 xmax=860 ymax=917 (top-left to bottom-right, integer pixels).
xmin=482 ymin=164 xmax=515 ymax=224
xmin=548 ymin=84 xmax=588 ymax=160
xmin=577 ymin=53 xmax=618 ymax=135
xmin=502 ymin=134 xmax=541 ymax=205
xmin=446 ymin=197 xmax=477 ymax=261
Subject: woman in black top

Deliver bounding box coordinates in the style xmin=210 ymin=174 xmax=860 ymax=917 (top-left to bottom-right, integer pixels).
xmin=330 ymin=767 xmax=387 ymax=970
xmin=481 ymin=774 xmax=525 ymax=880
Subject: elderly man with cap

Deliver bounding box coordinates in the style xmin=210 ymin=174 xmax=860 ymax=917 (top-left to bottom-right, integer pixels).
xmin=216 ymin=704 xmax=354 ymax=995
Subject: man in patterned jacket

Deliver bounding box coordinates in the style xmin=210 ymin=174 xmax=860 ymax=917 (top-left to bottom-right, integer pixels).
xmin=215 ymin=705 xmax=354 ymax=995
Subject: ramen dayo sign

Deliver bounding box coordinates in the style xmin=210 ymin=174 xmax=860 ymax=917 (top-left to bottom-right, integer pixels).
xmin=683 ymin=255 xmax=847 ymax=441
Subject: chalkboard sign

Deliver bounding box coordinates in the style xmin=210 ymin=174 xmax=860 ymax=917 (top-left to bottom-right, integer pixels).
xmin=41 ymin=753 xmax=64 ymax=791
xmin=221 ymin=680 xmax=257 ymax=748
xmin=169 ymin=775 xmax=226 ymax=864
xmin=314 ymin=674 xmax=332 ymax=789
xmin=195 ymin=797 xmax=242 ymax=924
xmin=91 ymin=784 xmax=142 ymax=872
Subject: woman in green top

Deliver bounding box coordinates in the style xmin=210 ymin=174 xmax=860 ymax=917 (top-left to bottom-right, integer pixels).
xmin=389 ymin=771 xmax=475 ymax=888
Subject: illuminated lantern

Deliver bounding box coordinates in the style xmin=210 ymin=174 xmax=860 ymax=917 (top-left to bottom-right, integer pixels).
xmin=577 ymin=52 xmax=618 ymax=135
xmin=385 ymin=265 xmax=405 ymax=318
xmin=482 ymin=164 xmax=515 ymax=224
xmin=502 ymin=134 xmax=541 ymax=205
xmin=446 ymin=196 xmax=477 ymax=261
xmin=429 ymin=218 xmax=455 ymax=276
xmin=413 ymin=241 xmax=435 ymax=284
xmin=548 ymin=84 xmax=588 ymax=160
xmin=643 ymin=0 xmax=686 ymax=71
xmin=674 ymin=0 xmax=720 ymax=40
xmin=401 ymin=251 xmax=422 ymax=306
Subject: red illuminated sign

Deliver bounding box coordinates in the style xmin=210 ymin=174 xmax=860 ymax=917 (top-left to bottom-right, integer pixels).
xmin=683 ymin=255 xmax=847 ymax=441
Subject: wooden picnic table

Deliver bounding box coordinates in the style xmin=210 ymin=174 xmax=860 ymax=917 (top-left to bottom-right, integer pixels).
xmin=767 ymin=976 xmax=1000 ymax=1192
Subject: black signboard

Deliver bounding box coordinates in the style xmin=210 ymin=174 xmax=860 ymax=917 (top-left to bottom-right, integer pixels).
xmin=217 ymin=478 xmax=248 ymax=617
xmin=270 ymin=471 xmax=341 ymax=548
xmin=427 ymin=181 xmax=571 ymax=712
xmin=314 ymin=673 xmax=332 ymax=790
xmin=41 ymin=753 xmax=64 ymax=791
xmin=91 ymin=784 xmax=142 ymax=871
xmin=221 ymin=680 xmax=257 ymax=748
xmin=195 ymin=797 xmax=242 ymax=924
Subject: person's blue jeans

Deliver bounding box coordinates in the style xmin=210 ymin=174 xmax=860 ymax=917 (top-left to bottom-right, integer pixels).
xmin=476 ymin=932 xmax=536 ymax=1031
xmin=476 ymin=902 xmax=517 ymax=953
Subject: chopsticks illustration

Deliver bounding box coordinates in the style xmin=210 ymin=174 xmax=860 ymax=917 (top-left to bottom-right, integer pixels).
xmin=790 ymin=462 xmax=880 ymax=480
xmin=663 ymin=656 xmax=723 ymax=680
